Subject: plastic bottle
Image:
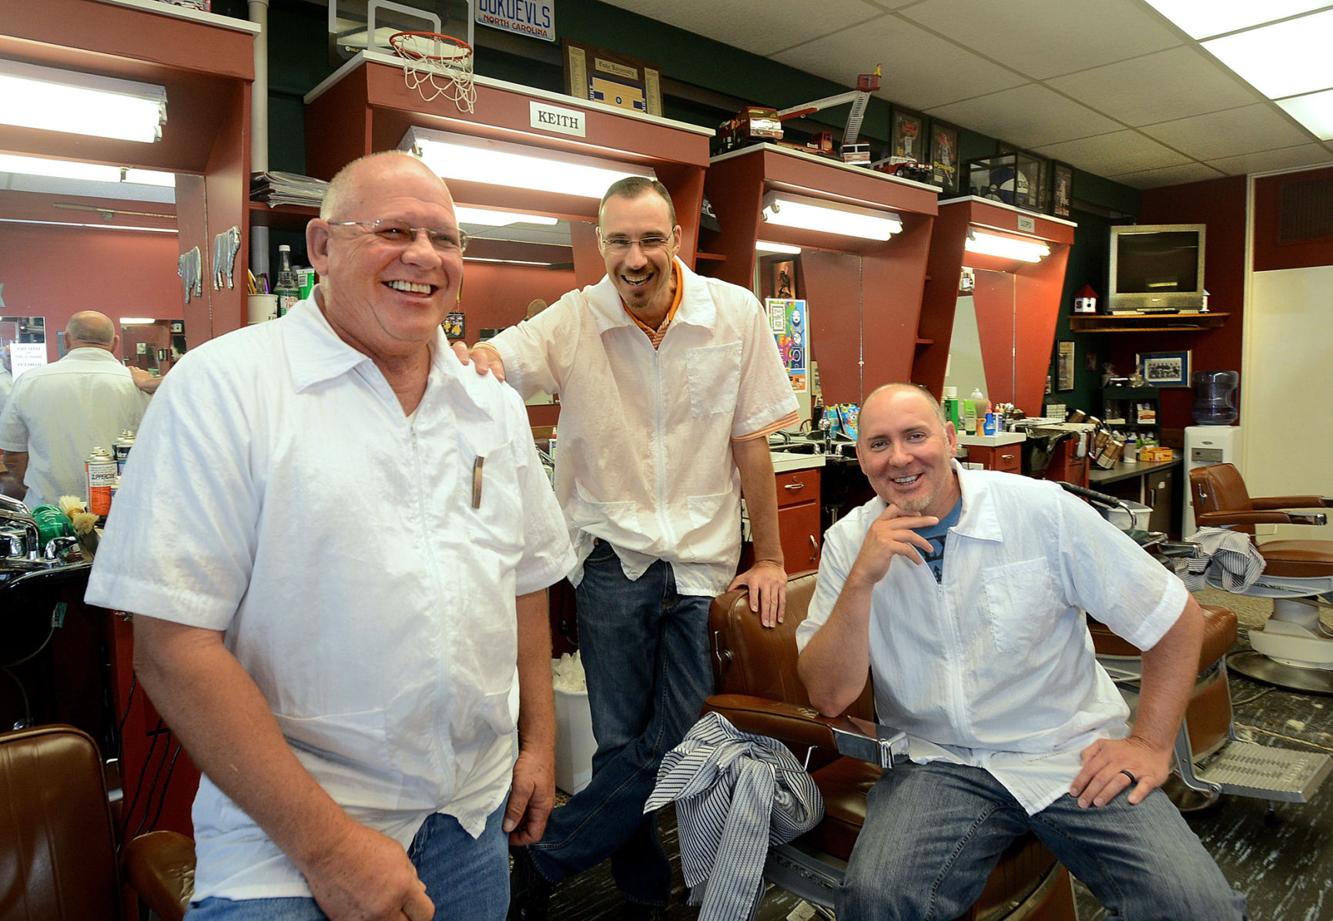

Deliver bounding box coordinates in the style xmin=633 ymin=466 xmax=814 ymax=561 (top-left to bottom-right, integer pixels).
xmin=274 ymin=245 xmax=301 ymax=318
xmin=968 ymin=387 xmax=989 ymax=435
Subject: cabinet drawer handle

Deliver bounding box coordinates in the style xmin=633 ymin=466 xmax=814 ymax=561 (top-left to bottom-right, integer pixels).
xmin=808 ymin=534 xmax=819 ymax=561
xmin=1000 ymin=453 xmax=1015 ymax=462
xmin=784 ymin=482 xmax=806 ymax=492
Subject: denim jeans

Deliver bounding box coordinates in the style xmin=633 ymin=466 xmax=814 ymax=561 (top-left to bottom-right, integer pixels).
xmin=527 ymin=542 xmax=714 ymax=906
xmin=187 ymin=803 xmax=509 ymax=920
xmin=839 ymin=761 xmax=1248 ymax=921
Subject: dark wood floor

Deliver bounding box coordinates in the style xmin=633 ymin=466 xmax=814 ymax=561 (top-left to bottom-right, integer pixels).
xmin=548 ymin=634 xmax=1333 ymax=921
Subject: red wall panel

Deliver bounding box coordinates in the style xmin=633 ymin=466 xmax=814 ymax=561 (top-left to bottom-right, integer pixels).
xmin=1253 ymin=166 xmax=1333 ymax=272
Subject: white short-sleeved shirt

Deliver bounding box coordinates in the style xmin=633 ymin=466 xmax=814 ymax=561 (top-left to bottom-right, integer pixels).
xmin=796 ymin=464 xmax=1188 ymax=815
xmin=85 ymin=295 xmax=575 ymax=901
xmin=487 ymin=257 xmax=799 ymax=596
xmin=0 ymin=348 xmax=150 ymax=507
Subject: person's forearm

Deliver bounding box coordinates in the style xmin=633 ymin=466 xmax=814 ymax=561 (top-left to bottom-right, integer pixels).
xmin=734 ymin=437 xmax=784 ymax=566
xmin=797 ymin=577 xmax=875 ymax=716
xmin=1133 ymin=596 xmax=1205 ymax=751
xmin=515 ymin=589 xmax=555 ymax=756
xmin=132 ymin=618 xmax=354 ymax=872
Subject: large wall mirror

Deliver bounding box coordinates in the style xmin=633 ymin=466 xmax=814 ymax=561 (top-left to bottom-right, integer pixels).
xmin=946 ymin=269 xmax=1018 ymax=404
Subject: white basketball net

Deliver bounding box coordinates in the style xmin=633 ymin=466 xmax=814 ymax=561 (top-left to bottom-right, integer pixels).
xmin=393 ymin=33 xmax=476 ymax=113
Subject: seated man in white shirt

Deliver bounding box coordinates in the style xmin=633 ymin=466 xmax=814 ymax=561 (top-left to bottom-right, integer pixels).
xmin=796 ymin=383 xmax=1246 ymax=921
xmin=0 ymin=311 xmax=150 ymax=506
xmin=86 ymin=151 xmax=575 ymax=921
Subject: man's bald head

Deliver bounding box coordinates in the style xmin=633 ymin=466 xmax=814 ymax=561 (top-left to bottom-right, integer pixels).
xmin=859 ymin=383 xmax=947 ymax=442
xmin=66 ymin=311 xmax=117 ymax=351
xmin=320 ymin=151 xmax=448 ymax=221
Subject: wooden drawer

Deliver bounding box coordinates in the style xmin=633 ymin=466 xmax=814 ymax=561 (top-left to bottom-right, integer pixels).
xmin=778 ymin=501 xmax=822 ymax=573
xmin=775 ymin=468 xmax=820 ymax=508
xmin=966 ymin=444 xmax=1021 ymax=473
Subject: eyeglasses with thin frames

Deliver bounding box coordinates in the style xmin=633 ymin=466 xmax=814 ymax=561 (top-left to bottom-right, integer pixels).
xmin=598 ymin=230 xmax=676 ymax=254
xmin=328 ymin=219 xmax=469 ymax=254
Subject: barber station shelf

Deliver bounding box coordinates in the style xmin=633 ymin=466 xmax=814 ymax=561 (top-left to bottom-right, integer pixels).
xmin=1069 ymin=312 xmax=1229 ymax=333
xmin=1087 ymin=456 xmax=1181 ymax=486
xmin=769 ymin=451 xmax=827 ymax=474
xmin=956 ymin=432 xmax=1027 ymax=447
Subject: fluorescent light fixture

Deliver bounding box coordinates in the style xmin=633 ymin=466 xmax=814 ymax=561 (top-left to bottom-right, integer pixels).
xmin=965 ymin=230 xmax=1049 ymax=263
xmin=1277 ymin=88 xmax=1333 ymax=140
xmin=1142 ymin=0 xmax=1331 ymax=39
xmin=755 ymin=240 xmax=803 ymax=255
xmin=403 ymin=127 xmax=655 ymax=200
xmin=119 ymin=317 xmax=157 ymax=325
xmin=761 ymin=191 xmax=902 ymax=241
xmin=0 ymin=58 xmax=167 ymax=142
xmin=1201 ymin=9 xmax=1333 ymax=99
xmin=454 ymin=206 xmax=558 ymax=227
xmin=463 ymin=256 xmax=555 ymax=266
xmin=0 ymin=218 xmax=176 ymax=234
xmin=0 ymin=153 xmax=174 ymax=187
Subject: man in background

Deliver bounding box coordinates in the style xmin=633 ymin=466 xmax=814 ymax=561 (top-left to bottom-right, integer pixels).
xmin=0 ymin=310 xmax=149 ymax=506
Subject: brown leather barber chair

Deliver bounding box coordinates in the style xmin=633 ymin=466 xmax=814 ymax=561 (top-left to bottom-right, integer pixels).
xmin=1189 ymin=462 xmax=1333 ymax=694
xmin=0 ymin=723 xmax=195 ymax=921
xmin=704 ymin=572 xmax=1077 ymax=921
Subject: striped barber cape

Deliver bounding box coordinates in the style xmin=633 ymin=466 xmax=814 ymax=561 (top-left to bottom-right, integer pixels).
xmin=644 ymin=712 xmax=824 ymax=921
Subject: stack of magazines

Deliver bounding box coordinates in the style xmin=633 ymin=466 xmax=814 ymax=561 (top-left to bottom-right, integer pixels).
xmin=250 ymin=171 xmax=328 ymax=209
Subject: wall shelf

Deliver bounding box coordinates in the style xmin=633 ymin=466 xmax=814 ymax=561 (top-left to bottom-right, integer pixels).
xmin=248 ymin=202 xmax=318 ymax=232
xmin=1069 ymin=312 xmax=1228 ymax=333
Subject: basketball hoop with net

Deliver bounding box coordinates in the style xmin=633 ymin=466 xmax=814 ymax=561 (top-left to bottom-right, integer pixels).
xmin=388 ymin=30 xmax=476 ymax=113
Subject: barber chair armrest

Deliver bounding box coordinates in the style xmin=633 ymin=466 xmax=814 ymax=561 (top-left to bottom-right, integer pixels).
xmin=1250 ymin=495 xmax=1333 ymax=510
xmin=703 ymin=694 xmax=909 ymax=770
xmin=1195 ymin=510 xmax=1306 ymax=527
xmin=124 ymin=829 xmax=195 ymax=921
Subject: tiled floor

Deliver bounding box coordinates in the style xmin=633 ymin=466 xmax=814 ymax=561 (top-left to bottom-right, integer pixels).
xmin=548 ymin=593 xmax=1333 ymax=921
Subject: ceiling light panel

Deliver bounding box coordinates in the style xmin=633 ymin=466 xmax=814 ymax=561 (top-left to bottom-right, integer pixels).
xmin=1201 ymin=10 xmax=1333 ymax=99
xmin=1142 ymin=0 xmax=1331 ymax=39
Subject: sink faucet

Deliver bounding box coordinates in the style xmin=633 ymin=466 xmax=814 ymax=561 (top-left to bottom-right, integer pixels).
xmin=0 ymin=494 xmax=40 ymax=561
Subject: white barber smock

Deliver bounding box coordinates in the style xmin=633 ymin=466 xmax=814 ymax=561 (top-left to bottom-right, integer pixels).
xmin=796 ymin=464 xmax=1188 ymax=815
xmin=0 ymin=347 xmax=149 ymax=507
xmin=86 ymin=295 xmax=575 ymax=901
xmin=487 ymin=257 xmax=799 ymax=597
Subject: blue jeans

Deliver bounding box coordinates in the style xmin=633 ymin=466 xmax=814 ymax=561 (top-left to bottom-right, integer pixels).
xmin=839 ymin=761 xmax=1247 ymax=921
xmin=527 ymin=543 xmax=714 ymax=906
xmin=187 ymin=804 xmax=509 ymax=920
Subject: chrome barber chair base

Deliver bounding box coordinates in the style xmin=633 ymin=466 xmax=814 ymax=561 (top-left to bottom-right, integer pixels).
xmin=1228 ymin=650 xmax=1333 ymax=695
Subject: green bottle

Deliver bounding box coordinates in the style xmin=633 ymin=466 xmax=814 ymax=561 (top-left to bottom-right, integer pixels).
xmin=31 ymin=505 xmax=75 ymax=544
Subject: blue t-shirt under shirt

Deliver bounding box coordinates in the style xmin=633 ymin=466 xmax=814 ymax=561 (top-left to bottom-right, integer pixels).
xmin=914 ymin=498 xmax=962 ymax=583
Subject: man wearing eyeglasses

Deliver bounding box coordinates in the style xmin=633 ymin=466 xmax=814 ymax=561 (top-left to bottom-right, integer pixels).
xmin=462 ymin=177 xmax=799 ymax=919
xmin=87 ymin=151 xmax=574 ymax=921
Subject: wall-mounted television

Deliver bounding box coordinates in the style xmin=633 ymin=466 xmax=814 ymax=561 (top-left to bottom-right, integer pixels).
xmin=1108 ymin=223 xmax=1206 ymax=312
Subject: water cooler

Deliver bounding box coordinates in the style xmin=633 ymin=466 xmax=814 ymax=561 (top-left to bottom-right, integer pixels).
xmin=1183 ymin=425 xmax=1242 ymax=537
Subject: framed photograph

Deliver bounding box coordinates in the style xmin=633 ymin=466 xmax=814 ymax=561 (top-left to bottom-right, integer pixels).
xmin=1057 ymin=340 xmax=1076 ymax=391
xmin=1032 ymin=157 xmax=1050 ymax=214
xmin=890 ymin=108 xmax=926 ymax=163
xmin=1137 ymin=350 xmax=1192 ymax=387
xmin=769 ymin=258 xmax=797 ymax=300
xmin=563 ymin=40 xmax=663 ymax=116
xmin=1051 ymin=162 xmax=1073 ymax=218
xmin=929 ymin=122 xmax=960 ymax=193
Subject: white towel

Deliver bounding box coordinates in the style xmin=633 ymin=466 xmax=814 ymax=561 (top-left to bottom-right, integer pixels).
xmin=645 ymin=712 xmax=824 ymax=921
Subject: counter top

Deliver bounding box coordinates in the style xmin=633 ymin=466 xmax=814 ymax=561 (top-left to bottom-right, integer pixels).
xmin=957 ymin=432 xmax=1027 ymax=447
xmin=770 ymin=451 xmax=827 ymax=474
xmin=1088 ymin=456 xmax=1181 ymax=486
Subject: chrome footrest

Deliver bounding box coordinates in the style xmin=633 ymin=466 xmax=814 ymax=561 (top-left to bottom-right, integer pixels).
xmin=1196 ymin=741 xmax=1332 ymax=803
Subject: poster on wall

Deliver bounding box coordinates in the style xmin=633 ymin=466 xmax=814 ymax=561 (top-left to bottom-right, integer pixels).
xmin=766 ymin=297 xmax=808 ymax=392
xmin=7 ymin=342 xmax=47 ymax=380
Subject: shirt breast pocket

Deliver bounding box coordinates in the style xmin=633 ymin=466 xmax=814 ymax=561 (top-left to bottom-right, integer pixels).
xmin=685 ymin=342 xmax=742 ymax=417
xmin=460 ymin=444 xmax=525 ymax=556
xmin=983 ymin=558 xmax=1063 ymax=658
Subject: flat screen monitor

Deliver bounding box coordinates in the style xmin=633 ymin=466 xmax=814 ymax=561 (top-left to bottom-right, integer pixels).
xmin=1108 ymin=223 xmax=1206 ymax=312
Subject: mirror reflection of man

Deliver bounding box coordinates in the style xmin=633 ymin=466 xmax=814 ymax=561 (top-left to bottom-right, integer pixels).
xmin=0 ymin=310 xmax=150 ymax=506
xmin=460 ymin=177 xmax=799 ymax=918
xmin=86 ymin=151 xmax=574 ymax=921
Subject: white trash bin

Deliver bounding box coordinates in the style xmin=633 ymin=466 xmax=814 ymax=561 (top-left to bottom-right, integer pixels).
xmin=552 ymin=654 xmax=595 ymax=795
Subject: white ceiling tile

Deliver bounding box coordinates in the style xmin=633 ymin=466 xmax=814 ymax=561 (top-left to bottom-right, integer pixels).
xmin=1141 ymin=103 xmax=1316 ymax=159
xmin=897 ymin=0 xmax=1183 ymax=80
xmin=770 ymin=16 xmax=1028 ymax=110
xmin=596 ymin=0 xmax=885 ymax=57
xmin=924 ymin=84 xmax=1121 ymax=147
xmin=1206 ymin=143 xmax=1333 ymax=176
xmin=1108 ymin=163 xmax=1226 ymax=189
xmin=1033 ymin=130 xmax=1191 ymax=176
xmin=1046 ymin=46 xmax=1261 ymax=126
